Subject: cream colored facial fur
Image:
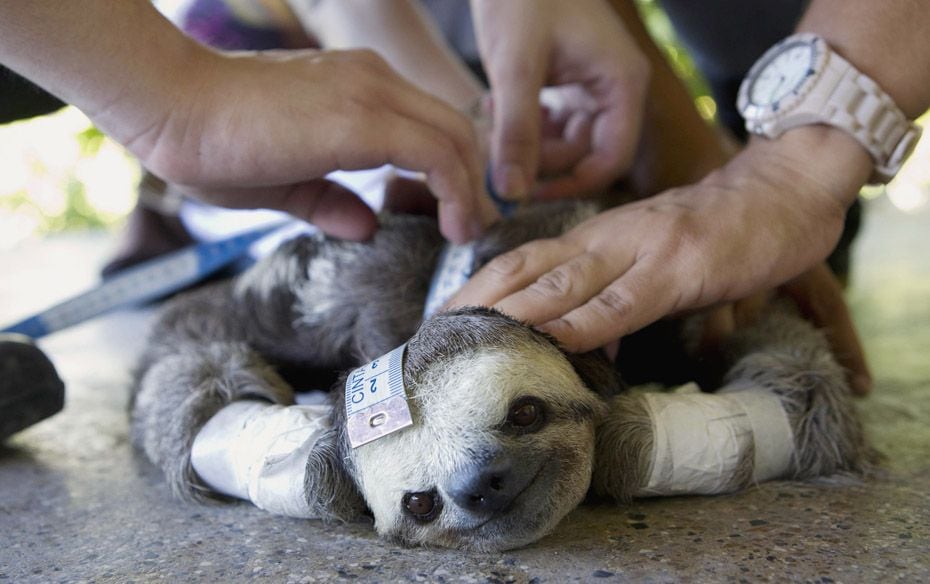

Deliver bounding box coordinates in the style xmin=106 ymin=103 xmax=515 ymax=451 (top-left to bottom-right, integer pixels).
xmin=350 ymin=342 xmax=606 ymax=551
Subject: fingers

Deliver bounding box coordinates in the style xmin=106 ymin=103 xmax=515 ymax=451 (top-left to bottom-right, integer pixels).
xmin=534 ymin=73 xmax=648 ymax=200
xmin=277 ymin=180 xmax=379 ymax=241
xmin=783 ymin=264 xmax=872 ymax=395
xmin=470 ymin=1 xmax=546 ymax=201
xmin=538 ymin=111 xmax=593 ymax=178
xmin=447 ymin=238 xmax=579 ymax=311
xmin=486 ymin=70 xmax=544 ymax=201
xmin=373 ymin=113 xmax=485 ymax=243
xmin=471 ymin=0 xmax=649 ymax=202
xmin=447 ymin=235 xmax=659 ymax=353
xmin=186 ymin=179 xmax=378 ymax=241
xmin=352 ymin=52 xmax=498 ymax=238
xmin=493 ymin=250 xmax=625 ymax=325
xmin=165 ymin=48 xmax=497 ymax=243
xmin=537 ymin=261 xmax=670 ymax=352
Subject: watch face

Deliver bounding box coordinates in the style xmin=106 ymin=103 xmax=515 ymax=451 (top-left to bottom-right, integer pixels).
xmin=748 ymin=41 xmax=815 ymax=107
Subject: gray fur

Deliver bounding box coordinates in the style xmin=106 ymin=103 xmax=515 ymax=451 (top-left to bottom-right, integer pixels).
xmin=591 ymin=393 xmax=654 ymax=502
xmin=302 ymin=427 xmax=366 ymax=521
xmin=132 ymin=200 xmax=869 ymax=550
xmin=720 ymin=305 xmax=873 ymax=478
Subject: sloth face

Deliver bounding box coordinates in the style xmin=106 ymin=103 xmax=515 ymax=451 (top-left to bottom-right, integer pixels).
xmin=347 ymin=311 xmax=606 ymax=551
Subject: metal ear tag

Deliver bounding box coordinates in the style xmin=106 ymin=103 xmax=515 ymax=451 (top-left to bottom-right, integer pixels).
xmin=345 ymin=344 xmax=413 ymax=448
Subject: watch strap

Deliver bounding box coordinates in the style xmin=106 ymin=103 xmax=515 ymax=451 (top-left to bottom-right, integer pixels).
xmin=816 ymin=50 xmax=922 ymax=183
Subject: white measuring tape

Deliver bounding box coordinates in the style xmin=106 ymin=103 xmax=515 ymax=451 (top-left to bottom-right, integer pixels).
xmin=421 ymin=172 xmax=516 ymax=320
xmin=344 ymin=343 xmax=412 ymax=448
xmin=1 ymin=222 xmax=287 ymax=339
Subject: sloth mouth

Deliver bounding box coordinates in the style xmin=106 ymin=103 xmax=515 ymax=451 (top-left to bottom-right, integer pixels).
xmin=466 ymin=460 xmax=549 ymax=532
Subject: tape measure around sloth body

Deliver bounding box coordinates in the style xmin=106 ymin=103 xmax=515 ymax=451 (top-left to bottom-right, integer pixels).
xmin=1 ymin=222 xmax=288 ymax=339
xmin=348 ymin=174 xmax=517 ymax=448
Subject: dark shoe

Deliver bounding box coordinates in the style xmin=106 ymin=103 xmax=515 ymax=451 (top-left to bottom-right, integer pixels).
xmin=0 ymin=334 xmax=65 ymax=442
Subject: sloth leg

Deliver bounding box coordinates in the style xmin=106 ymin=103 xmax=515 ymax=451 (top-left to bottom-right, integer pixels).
xmin=132 ymin=340 xmax=295 ymax=503
xmin=233 ymin=220 xmax=439 ymax=366
xmin=131 ymin=280 xmax=297 ymax=502
xmin=229 ymin=235 xmax=363 ymax=367
xmin=593 ymin=307 xmax=870 ymax=502
xmin=716 ymin=308 xmax=871 ymax=479
xmin=132 ymin=278 xmax=362 ymax=517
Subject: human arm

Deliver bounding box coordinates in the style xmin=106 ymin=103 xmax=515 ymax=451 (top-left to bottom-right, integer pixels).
xmin=451 ymin=0 xmax=929 ymax=369
xmin=0 ymin=0 xmax=497 ymax=243
xmin=611 ymin=0 xmax=871 ymax=393
xmin=285 ymin=0 xmax=485 ymax=112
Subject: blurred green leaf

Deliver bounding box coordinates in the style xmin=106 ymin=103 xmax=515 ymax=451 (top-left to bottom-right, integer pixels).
xmin=76 ymin=125 xmax=106 ymax=157
xmin=635 ymin=0 xmax=715 ymax=118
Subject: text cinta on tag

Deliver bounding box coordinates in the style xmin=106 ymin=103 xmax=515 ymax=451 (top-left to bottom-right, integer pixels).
xmin=345 ymin=344 xmax=413 ymax=448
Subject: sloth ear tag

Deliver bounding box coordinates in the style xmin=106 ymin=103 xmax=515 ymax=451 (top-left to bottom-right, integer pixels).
xmin=345 ymin=344 xmax=413 ymax=448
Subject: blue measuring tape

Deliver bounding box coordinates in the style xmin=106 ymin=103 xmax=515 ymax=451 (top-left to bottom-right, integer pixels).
xmin=1 ymin=222 xmax=287 ymax=339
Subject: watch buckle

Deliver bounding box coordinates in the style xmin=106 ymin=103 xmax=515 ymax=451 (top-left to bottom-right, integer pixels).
xmin=873 ymin=124 xmax=923 ymax=184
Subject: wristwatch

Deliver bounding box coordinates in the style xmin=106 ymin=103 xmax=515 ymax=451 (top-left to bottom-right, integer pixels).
xmin=737 ymin=33 xmax=922 ymax=184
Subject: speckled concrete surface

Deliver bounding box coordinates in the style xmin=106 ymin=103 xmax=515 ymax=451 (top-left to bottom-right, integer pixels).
xmin=1 ymin=196 xmax=928 ymax=583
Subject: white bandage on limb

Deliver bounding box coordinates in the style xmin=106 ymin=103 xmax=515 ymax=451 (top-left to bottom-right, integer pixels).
xmin=191 ymin=400 xmax=331 ymax=518
xmin=636 ymin=383 xmax=795 ymax=497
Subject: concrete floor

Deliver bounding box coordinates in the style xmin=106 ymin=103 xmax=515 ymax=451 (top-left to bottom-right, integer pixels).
xmin=1 ymin=196 xmax=927 ymax=583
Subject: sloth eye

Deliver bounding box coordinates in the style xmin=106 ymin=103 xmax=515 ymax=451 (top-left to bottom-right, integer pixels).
xmin=403 ymin=491 xmax=441 ymax=522
xmin=507 ymin=397 xmax=545 ymax=431
xmin=510 ymin=402 xmax=538 ymax=427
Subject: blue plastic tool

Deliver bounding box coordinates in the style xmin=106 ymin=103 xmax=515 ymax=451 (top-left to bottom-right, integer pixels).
xmin=1 ymin=222 xmax=286 ymax=339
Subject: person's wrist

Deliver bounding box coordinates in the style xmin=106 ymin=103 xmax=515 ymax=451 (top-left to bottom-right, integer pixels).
xmin=84 ymin=12 xmax=218 ymax=179
xmin=126 ymin=42 xmax=229 ymax=184
xmin=693 ymin=124 xmax=863 ymax=276
xmin=745 ymin=125 xmax=872 ymax=209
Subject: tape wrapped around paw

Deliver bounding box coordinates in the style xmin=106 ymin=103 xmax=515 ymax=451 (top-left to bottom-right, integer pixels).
xmin=191 ymin=400 xmax=331 ymax=517
xmin=636 ymin=383 xmax=795 ymax=497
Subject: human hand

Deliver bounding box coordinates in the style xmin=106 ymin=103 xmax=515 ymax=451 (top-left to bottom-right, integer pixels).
xmin=118 ymin=48 xmax=499 ymax=243
xmin=449 ymin=126 xmax=873 ymax=353
xmin=470 ymin=0 xmax=650 ymax=200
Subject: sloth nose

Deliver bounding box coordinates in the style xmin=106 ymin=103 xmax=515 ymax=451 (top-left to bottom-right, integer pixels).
xmin=447 ymin=454 xmax=519 ymax=514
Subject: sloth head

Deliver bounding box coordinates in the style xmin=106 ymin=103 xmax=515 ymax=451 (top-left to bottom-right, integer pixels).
xmin=325 ymin=308 xmax=614 ymax=551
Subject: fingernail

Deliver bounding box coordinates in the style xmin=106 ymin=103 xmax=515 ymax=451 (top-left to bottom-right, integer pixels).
xmin=852 ymin=373 xmax=872 ymax=396
xmin=494 ymin=164 xmax=527 ymax=201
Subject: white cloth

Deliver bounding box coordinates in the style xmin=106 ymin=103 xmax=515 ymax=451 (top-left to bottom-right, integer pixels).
xmin=179 ymin=165 xmax=423 ymax=259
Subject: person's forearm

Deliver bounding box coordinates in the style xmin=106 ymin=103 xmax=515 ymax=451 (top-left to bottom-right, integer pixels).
xmin=799 ymin=0 xmax=930 ymax=119
xmin=286 ymin=0 xmax=484 ymax=110
xmin=0 ymin=0 xmax=209 ymax=160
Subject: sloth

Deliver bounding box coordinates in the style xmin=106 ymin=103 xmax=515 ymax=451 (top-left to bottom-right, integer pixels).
xmin=131 ymin=199 xmax=870 ymax=552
